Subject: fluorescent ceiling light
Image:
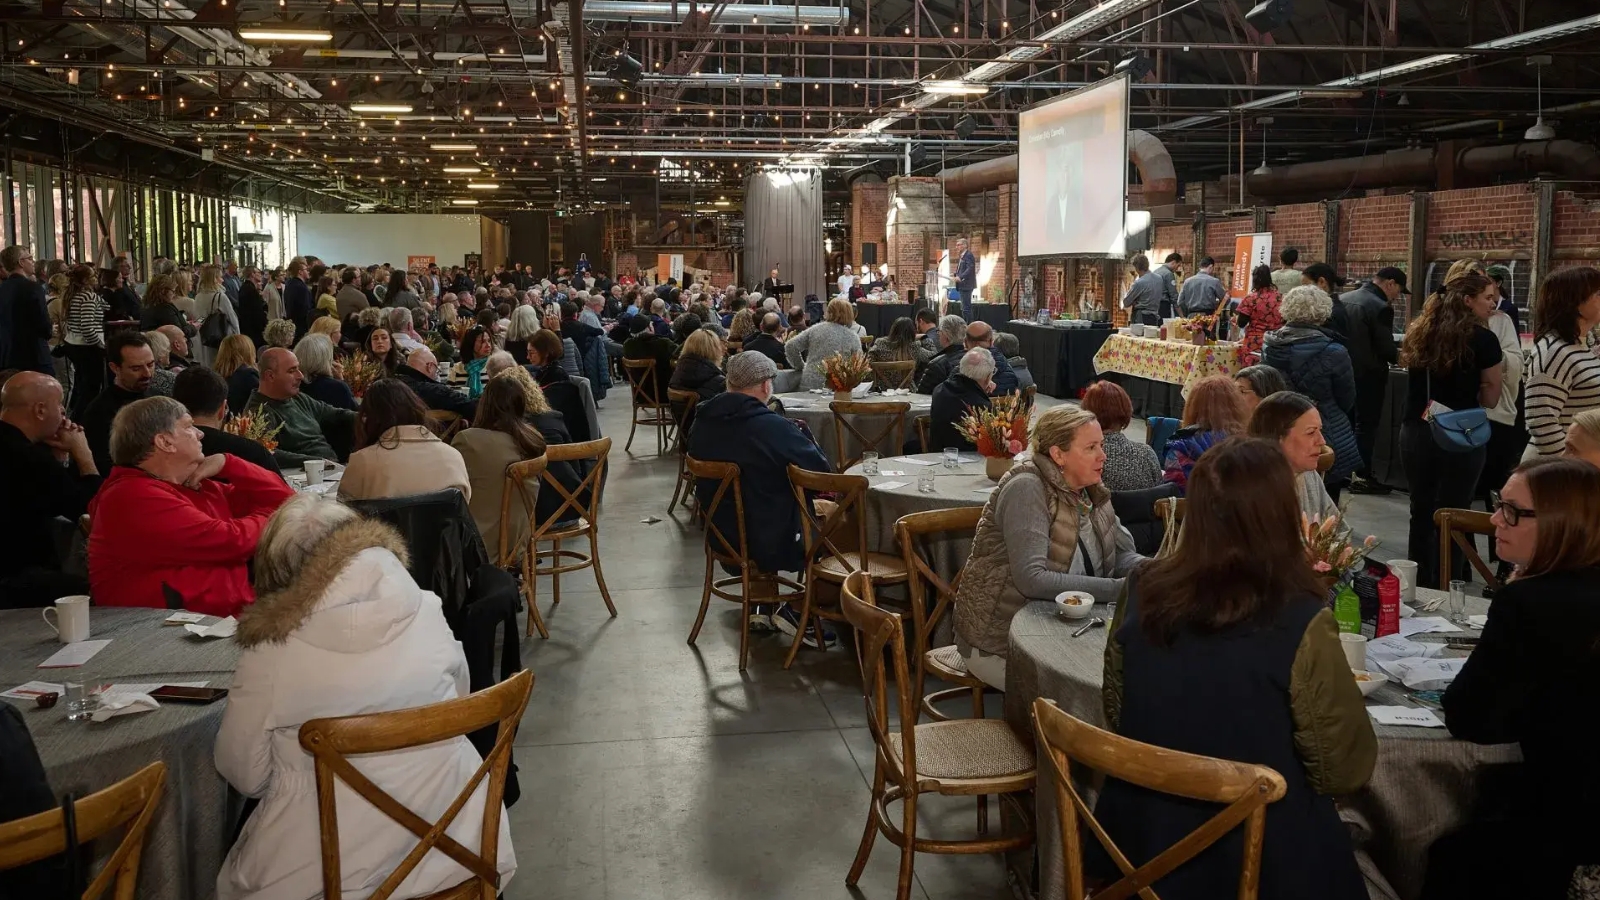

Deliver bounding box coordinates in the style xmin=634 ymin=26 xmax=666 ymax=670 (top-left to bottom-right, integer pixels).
xmin=239 ymin=28 xmax=333 ymax=41
xmin=922 ymin=81 xmax=989 ymax=96
xmin=1297 ymin=89 xmax=1365 ymax=100
xmin=467 ymin=183 xmax=500 ymax=189
xmin=442 ymin=166 xmax=482 ymax=174
xmin=432 ymin=143 xmax=477 ymax=152
xmin=350 ymin=103 xmax=413 ymax=114
xmin=450 ymin=199 xmax=479 ymax=206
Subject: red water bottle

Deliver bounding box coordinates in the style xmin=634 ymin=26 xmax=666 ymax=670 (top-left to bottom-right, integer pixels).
xmin=1376 ymin=570 xmax=1401 ymax=638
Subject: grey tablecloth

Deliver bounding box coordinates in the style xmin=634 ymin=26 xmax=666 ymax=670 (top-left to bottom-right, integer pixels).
xmin=1004 ymin=591 xmax=1520 ymax=900
xmin=1 ymin=607 xmax=242 ymax=900
xmin=843 ymin=453 xmax=992 ymax=587
xmin=773 ymin=392 xmax=932 ymax=469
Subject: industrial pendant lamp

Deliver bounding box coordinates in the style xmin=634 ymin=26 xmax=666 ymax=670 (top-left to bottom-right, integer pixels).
xmin=1525 ymin=55 xmax=1555 ymax=141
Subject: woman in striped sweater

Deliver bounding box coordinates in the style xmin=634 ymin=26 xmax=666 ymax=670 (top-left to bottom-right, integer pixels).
xmin=1525 ymin=266 xmax=1600 ymax=457
xmin=61 ymin=263 xmax=108 ymax=418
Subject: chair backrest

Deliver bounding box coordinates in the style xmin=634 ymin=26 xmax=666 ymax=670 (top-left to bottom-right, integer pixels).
xmin=298 ymin=669 xmax=534 ymax=900
xmin=829 ymin=400 xmax=910 ymax=471
xmin=894 ymin=506 xmax=983 ymax=665
xmin=870 ymin=360 xmax=916 ymax=390
xmin=347 ymin=490 xmax=490 ymax=625
xmin=913 ymin=414 xmax=931 ymax=454
xmin=621 ymin=358 xmax=664 ymax=408
xmin=1154 ymin=496 xmax=1186 ymax=558
xmin=498 ymin=456 xmax=548 ymax=566
xmin=840 ymin=572 xmax=916 ymax=786
xmin=1110 ymin=483 xmax=1182 ymax=557
xmin=1146 ymin=416 xmax=1181 ymax=462
xmin=542 ymin=380 xmax=594 ymax=443
xmin=685 ymin=456 xmax=746 ymax=566
xmin=531 ymin=437 xmax=611 ymax=536
xmin=0 ymin=762 xmax=166 ymax=900
xmin=1317 ymin=444 xmax=1335 ymax=475
xmin=1435 ymin=508 xmax=1500 ymax=591
xmin=786 ymin=465 xmax=871 ymax=572
xmin=1020 ymin=383 xmax=1037 ymax=410
xmin=668 ymin=387 xmax=699 ymax=452
xmin=1030 ymin=698 xmax=1287 ymax=900
xmin=427 ymin=409 xmax=465 ymax=442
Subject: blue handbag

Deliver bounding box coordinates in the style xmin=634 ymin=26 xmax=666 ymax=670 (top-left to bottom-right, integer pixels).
xmin=1425 ymin=372 xmax=1491 ymax=453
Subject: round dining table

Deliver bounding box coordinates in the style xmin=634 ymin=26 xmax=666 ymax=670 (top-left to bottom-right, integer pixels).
xmin=1002 ymin=588 xmax=1520 ymax=900
xmin=842 ymin=451 xmax=994 ymax=586
xmin=0 ymin=607 xmax=243 ymax=900
xmin=773 ymin=390 xmax=932 ymax=469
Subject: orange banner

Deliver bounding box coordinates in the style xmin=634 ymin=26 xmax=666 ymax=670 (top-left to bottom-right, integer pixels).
xmin=1230 ymin=233 xmax=1273 ymax=298
xmin=407 ymin=255 xmax=435 ymax=271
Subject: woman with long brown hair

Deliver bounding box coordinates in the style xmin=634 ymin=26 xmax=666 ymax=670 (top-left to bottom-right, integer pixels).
xmin=1101 ymin=436 xmax=1374 ymax=900
xmin=337 ymin=379 xmax=470 ymax=502
xmin=1159 ymin=373 xmax=1249 ymax=492
xmin=1399 ymin=269 xmax=1504 ymax=586
xmin=1432 ymin=457 xmax=1600 ymax=899
xmin=213 ymin=333 xmax=260 ymax=415
xmin=138 ymin=273 xmax=195 ymax=337
xmin=451 ymin=374 xmax=549 ymax=560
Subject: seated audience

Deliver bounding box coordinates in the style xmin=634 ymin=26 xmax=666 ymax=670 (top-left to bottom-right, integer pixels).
xmin=216 ymin=494 xmax=517 ymax=900
xmin=786 ymin=306 xmax=808 ymax=334
xmin=157 ymin=324 xmax=194 ymax=371
xmin=526 ymin=328 xmax=572 ymax=389
xmin=0 ymin=372 xmax=100 ymax=608
xmin=1234 ymin=363 xmax=1288 ymax=420
xmin=1566 ymin=407 xmax=1600 ymax=467
xmin=689 ymin=352 xmax=831 ymax=639
xmin=648 ymin=297 xmax=673 ymax=337
xmin=867 ymin=316 xmax=934 ymax=389
xmin=338 ymin=379 xmax=471 ymax=502
xmin=1262 ymin=285 xmax=1360 ymax=500
xmin=560 ymin=300 xmax=606 ymax=359
xmin=954 ymin=405 xmax=1142 ymax=688
xmin=214 ymin=333 xmax=260 ymax=416
xmin=915 ymin=307 xmax=940 ymax=349
xmin=727 ymin=309 xmax=757 ymax=344
xmin=247 ymin=347 xmax=358 ymax=467
xmin=87 ymin=396 xmax=292 ymax=616
xmin=362 ymin=325 xmax=406 ymax=376
xmin=448 ymin=325 xmax=493 ymax=397
xmin=504 ymin=305 xmax=539 ymax=364
xmin=916 ymin=314 xmax=966 ymax=394
xmin=82 ymin=330 xmax=161 ymax=473
xmin=396 ymin=347 xmax=477 ymax=418
xmin=1248 ymin=391 xmax=1340 ymax=524
xmin=1432 ymin=457 xmax=1600 ymax=899
xmin=670 ymin=329 xmax=727 ymax=404
xmin=1099 ymin=436 xmax=1374 ymax=899
xmin=918 ymin=319 xmax=1019 ymax=395
xmin=1081 ymin=380 xmax=1161 ymax=492
xmin=993 ymin=331 xmax=1034 ymax=392
xmin=262 ymin=317 xmax=297 ymax=350
xmin=930 ymin=349 xmax=994 ymax=453
xmin=172 ymin=367 xmax=281 ymax=476
xmin=386 ymin=307 xmax=426 ymax=355
xmin=138 ymin=329 xmax=179 ymax=395
xmin=453 ymin=375 xmax=547 ymax=561
xmin=743 ymin=312 xmax=790 ymax=370
xmin=1160 ymin=374 xmax=1248 ymax=492
xmin=785 ymin=298 xmax=866 ymax=390
xmin=293 ymin=334 xmax=357 ymax=411
xmin=622 ymin=315 xmax=677 ymax=398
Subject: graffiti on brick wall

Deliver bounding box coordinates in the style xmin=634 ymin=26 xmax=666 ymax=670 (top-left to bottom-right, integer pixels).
xmin=1439 ymin=230 xmax=1531 ymax=251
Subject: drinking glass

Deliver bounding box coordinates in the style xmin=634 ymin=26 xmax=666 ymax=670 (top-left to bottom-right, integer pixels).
xmin=63 ymin=682 xmax=95 ymax=722
xmin=943 ymin=447 xmax=961 ymax=470
xmin=861 ymin=451 xmax=880 ymax=476
xmin=917 ymin=474 xmax=937 ymax=494
xmin=1446 ymin=579 xmax=1468 ymax=626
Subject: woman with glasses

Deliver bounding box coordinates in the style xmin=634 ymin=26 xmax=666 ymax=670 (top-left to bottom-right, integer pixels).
xmin=1427 ymin=457 xmax=1600 ymax=900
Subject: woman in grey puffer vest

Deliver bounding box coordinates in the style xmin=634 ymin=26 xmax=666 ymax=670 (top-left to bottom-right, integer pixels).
xmin=785 ymin=298 xmax=866 ymax=390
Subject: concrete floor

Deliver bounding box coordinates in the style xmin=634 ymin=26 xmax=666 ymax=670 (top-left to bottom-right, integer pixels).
xmin=500 ymin=392 xmax=1417 ymax=900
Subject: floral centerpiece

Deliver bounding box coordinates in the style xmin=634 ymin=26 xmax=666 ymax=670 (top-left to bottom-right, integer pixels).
xmin=956 ymin=394 xmax=1032 ymax=480
xmin=222 ymin=410 xmax=284 ymax=454
xmin=342 ymin=351 xmax=385 ymax=399
xmin=1302 ymin=512 xmax=1378 ymax=584
xmin=822 ymin=351 xmax=873 ymax=402
xmin=1183 ymin=313 xmax=1219 ymax=345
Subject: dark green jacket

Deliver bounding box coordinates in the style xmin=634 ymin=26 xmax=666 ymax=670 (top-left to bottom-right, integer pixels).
xmin=245 ymin=389 xmax=356 ymax=468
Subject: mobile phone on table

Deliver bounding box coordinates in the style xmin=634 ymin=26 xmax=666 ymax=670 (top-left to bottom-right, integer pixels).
xmin=150 ymin=686 xmax=229 ymax=704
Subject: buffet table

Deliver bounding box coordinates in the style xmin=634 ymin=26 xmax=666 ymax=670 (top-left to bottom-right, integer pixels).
xmin=1092 ymin=334 xmax=1243 ymax=418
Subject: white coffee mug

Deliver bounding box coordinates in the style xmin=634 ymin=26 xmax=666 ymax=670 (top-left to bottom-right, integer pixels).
xmin=1386 ymin=559 xmax=1419 ymax=605
xmin=303 ymin=459 xmax=326 ymax=485
xmin=42 ymin=595 xmax=91 ymax=644
xmin=1339 ymin=633 xmax=1368 ymax=672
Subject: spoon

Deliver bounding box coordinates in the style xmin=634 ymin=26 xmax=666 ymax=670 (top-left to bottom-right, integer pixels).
xmin=1071 ymin=617 xmax=1105 ymax=638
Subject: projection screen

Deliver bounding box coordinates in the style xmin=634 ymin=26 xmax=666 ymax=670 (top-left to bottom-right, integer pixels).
xmin=1016 ymin=74 xmax=1130 ymax=258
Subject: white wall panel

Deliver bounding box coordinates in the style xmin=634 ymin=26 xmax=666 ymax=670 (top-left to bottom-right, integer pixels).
xmin=293 ymin=213 xmax=483 ymax=267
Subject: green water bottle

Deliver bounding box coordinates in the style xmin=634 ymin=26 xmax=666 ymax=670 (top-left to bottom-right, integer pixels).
xmin=1333 ymin=581 xmax=1361 ymax=634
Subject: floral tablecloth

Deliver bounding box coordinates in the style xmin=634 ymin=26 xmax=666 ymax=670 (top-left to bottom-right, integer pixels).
xmin=1092 ymin=334 xmax=1242 ymax=396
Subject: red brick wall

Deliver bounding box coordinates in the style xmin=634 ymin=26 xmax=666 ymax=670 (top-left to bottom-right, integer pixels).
xmin=1151 ymin=224 xmax=1192 ymax=268
xmin=613 ymin=251 xmax=639 ymax=278
xmin=1552 ymin=190 xmax=1600 ymax=272
xmin=1336 ymin=194 xmax=1412 ymax=279
xmin=1423 ymin=184 xmax=1537 ymax=257
xmin=851 ymin=180 xmax=889 ymax=268
xmin=1266 ymin=203 xmax=1323 ymax=259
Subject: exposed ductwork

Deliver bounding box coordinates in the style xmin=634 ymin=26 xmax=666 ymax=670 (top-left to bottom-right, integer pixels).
xmin=935 ymin=129 xmax=1179 ymax=209
xmin=263 ymin=0 xmax=847 ymax=25
xmin=1244 ymin=139 xmax=1600 ymax=199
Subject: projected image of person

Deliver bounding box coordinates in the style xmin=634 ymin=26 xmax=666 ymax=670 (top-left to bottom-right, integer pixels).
xmin=1045 ymin=142 xmax=1084 ymax=252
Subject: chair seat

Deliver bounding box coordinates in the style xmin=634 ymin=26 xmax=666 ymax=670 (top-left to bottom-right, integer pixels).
xmin=887 ymin=719 xmax=1035 ymax=782
xmin=924 ymin=644 xmax=980 ymax=684
xmin=816 ymin=551 xmax=909 ymax=581
xmin=538 ymin=516 xmax=592 ymax=540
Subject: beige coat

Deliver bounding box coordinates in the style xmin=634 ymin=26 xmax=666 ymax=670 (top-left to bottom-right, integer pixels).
xmin=338 ymin=424 xmax=472 ymax=502
xmin=451 ymin=427 xmax=534 ymax=562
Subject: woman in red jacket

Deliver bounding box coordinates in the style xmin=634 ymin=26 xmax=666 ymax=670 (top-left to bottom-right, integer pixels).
xmin=88 ymin=396 xmax=294 ymax=617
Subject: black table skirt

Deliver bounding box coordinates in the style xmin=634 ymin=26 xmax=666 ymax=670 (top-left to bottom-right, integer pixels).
xmin=1103 ymin=373 xmax=1188 ymax=420
xmin=969 ymin=302 xmax=1013 ymax=331
xmin=855 ymin=301 xmax=925 ymax=339
xmin=998 ymin=322 xmax=1115 ymax=399
xmin=1370 ymin=369 xmax=1410 ymax=492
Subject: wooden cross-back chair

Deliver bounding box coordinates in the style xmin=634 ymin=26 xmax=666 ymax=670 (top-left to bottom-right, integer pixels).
xmin=783 ymin=465 xmax=909 ymax=668
xmin=500 ymin=456 xmax=550 ymax=639
xmin=427 ymin=410 xmax=466 ymax=443
xmin=841 ymin=574 xmax=1036 ymax=900
xmin=829 ymin=400 xmax=910 ymax=472
xmin=1030 ymin=698 xmax=1287 ymax=900
xmin=298 ymin=670 xmax=534 ymax=900
xmin=620 ymin=358 xmax=674 ymax=456
xmin=1154 ymin=496 xmax=1186 ymax=558
xmin=1019 ymin=384 xmax=1037 ymax=411
xmin=0 ymin=762 xmax=166 ymax=900
xmin=913 ymin=414 xmax=931 ymax=454
xmin=684 ymin=456 xmax=804 ymax=670
xmin=1434 ymin=508 xmax=1500 ymax=591
xmin=666 ymin=387 xmax=700 ymax=514
xmin=894 ymin=507 xmax=991 ymax=723
xmin=514 ymin=438 xmax=617 ymax=637
xmin=870 ymin=360 xmax=917 ymax=391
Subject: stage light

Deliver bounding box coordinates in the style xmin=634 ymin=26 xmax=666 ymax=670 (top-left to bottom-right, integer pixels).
xmin=1244 ymin=0 xmax=1292 ymax=33
xmin=1114 ymin=54 xmax=1155 ymax=80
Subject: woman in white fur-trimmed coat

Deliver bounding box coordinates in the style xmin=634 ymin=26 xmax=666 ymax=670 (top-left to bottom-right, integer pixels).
xmin=214 ymin=494 xmax=516 ymax=900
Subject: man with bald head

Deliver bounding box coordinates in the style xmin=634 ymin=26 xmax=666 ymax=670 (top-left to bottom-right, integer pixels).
xmin=245 ymin=347 xmax=357 ymax=467
xmin=916 ymin=319 xmax=1019 ymax=395
xmin=157 ymin=323 xmax=193 ymax=370
xmin=396 ymin=346 xmax=477 ymax=417
xmin=0 ymin=371 xmax=100 ymax=607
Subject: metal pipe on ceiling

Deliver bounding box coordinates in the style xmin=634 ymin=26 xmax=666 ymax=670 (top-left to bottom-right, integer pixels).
xmin=257 ymin=0 xmax=848 ymax=24
xmin=1243 ymin=139 xmax=1600 ymax=198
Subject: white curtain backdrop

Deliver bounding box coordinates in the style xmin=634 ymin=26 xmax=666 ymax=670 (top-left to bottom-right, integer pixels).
xmin=742 ymin=168 xmax=824 ymax=305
